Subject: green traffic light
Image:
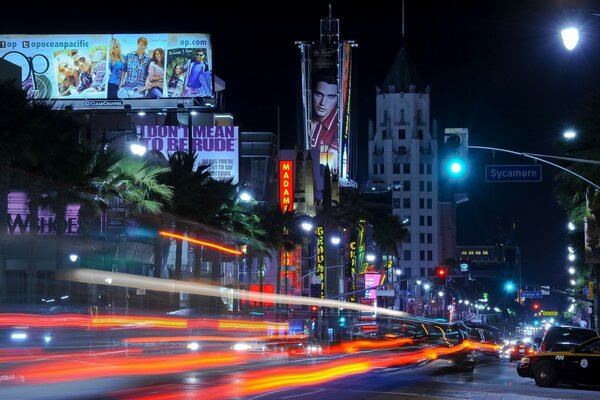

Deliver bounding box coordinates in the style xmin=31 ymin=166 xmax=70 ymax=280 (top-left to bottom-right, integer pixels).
xmin=504 ymin=282 xmax=515 ymax=291
xmin=446 ymin=157 xmax=466 ymax=177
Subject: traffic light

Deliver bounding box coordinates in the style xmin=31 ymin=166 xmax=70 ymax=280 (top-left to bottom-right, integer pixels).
xmin=504 ymin=281 xmax=515 ymax=292
xmin=443 ymin=128 xmax=469 ymax=178
xmin=338 ymin=315 xmax=347 ymax=328
xmin=436 ymin=266 xmax=448 ymax=284
xmin=532 ymin=302 xmax=540 ymax=311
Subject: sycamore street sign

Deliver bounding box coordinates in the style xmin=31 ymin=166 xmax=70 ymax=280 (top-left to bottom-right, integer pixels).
xmin=485 ymin=165 xmax=542 ymax=182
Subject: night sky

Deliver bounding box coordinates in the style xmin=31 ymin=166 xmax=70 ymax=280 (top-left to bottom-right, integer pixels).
xmin=3 ymin=1 xmax=600 ymax=288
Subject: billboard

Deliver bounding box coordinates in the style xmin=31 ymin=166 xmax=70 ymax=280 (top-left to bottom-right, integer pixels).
xmin=8 ymin=192 xmax=79 ymax=235
xmin=136 ymin=125 xmax=239 ymax=183
xmin=299 ymin=40 xmax=352 ymax=203
xmin=0 ymin=33 xmax=213 ymax=110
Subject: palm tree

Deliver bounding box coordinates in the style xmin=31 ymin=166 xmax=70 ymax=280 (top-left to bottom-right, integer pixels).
xmin=372 ymin=213 xmax=410 ymax=269
xmin=553 ymin=92 xmax=600 ymax=329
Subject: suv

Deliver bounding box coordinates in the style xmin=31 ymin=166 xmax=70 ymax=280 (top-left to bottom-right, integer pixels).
xmin=538 ymin=326 xmax=597 ymax=353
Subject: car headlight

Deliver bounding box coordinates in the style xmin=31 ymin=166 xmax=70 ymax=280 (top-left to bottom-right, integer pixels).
xmin=10 ymin=332 xmax=28 ymax=341
xmin=233 ymin=343 xmax=251 ymax=351
xmin=187 ymin=342 xmax=200 ymax=351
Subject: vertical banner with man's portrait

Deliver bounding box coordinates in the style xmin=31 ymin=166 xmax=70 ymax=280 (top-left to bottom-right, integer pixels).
xmin=300 ymin=41 xmax=339 ymax=203
xmin=339 ymin=42 xmax=353 ymax=181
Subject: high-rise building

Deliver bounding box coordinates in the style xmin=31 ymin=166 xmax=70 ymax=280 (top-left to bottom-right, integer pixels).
xmin=367 ymin=46 xmax=440 ymax=281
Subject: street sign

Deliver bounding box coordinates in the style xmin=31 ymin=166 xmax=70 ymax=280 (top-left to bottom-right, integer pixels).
xmin=485 ymin=165 xmax=542 ymax=182
xmin=542 ymin=310 xmax=558 ymax=316
xmin=521 ymin=290 xmax=543 ymax=298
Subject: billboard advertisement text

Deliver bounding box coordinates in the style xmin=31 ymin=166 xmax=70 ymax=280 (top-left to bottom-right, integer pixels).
xmin=136 ymin=125 xmax=238 ymax=183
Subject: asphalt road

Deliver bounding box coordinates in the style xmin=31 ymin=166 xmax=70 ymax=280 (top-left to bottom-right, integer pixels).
xmin=2 ymin=354 xmax=600 ymax=399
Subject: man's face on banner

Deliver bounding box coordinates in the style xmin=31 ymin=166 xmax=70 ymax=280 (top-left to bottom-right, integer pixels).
xmin=312 ymin=81 xmax=338 ymax=121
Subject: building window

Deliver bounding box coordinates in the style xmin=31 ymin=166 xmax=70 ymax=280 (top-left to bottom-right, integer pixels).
xmin=419 ymin=181 xmax=424 ymax=191
xmin=419 ymin=198 xmax=424 ymax=208
xmin=427 ymin=233 xmax=432 ymax=243
xmin=393 ymin=199 xmax=401 ymax=208
xmin=427 ymin=181 xmax=432 ymax=192
xmin=403 ymin=250 xmax=411 ymax=261
xmin=427 ymin=216 xmax=432 ymax=226
xmin=403 ymin=163 xmax=410 ymax=174
xmin=373 ymin=164 xmax=377 ymax=174
xmin=427 ymin=164 xmax=432 ymax=174
xmin=393 ymin=181 xmax=402 ymax=190
xmin=420 ymin=250 xmax=425 ymax=261
xmin=427 ymin=199 xmax=432 ymax=209
xmin=403 ymin=198 xmax=410 ymax=208
xmin=403 ymin=181 xmax=410 ymax=191
xmin=419 ymin=216 xmax=425 ymax=226
xmin=419 ymin=163 xmax=425 ymax=174
xmin=393 ymin=163 xmax=400 ymax=174
xmin=420 ymin=233 xmax=425 ymax=244
xmin=398 ymin=128 xmax=406 ymax=139
xmin=380 ymin=164 xmax=385 ymax=174
xmin=420 ymin=267 xmax=425 ymax=276
xmin=427 ymin=250 xmax=432 ymax=261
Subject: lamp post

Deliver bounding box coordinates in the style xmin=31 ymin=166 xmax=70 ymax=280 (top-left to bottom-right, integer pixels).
xmin=100 ymin=129 xmax=147 ymax=156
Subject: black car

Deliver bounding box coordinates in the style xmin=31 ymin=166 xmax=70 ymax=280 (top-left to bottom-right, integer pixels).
xmin=538 ymin=326 xmax=597 ymax=353
xmin=516 ymin=336 xmax=600 ymax=387
xmin=509 ymin=342 xmax=536 ymax=361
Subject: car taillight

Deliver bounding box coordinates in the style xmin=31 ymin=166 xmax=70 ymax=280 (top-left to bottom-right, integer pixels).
xmin=510 ymin=347 xmax=516 ymax=352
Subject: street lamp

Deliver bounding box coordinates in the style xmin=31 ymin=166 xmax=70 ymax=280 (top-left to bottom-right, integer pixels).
xmin=563 ymin=128 xmax=577 ymax=140
xmin=560 ymin=11 xmax=600 ymax=51
xmin=561 ymin=27 xmax=580 ymax=51
xmin=100 ymin=129 xmax=147 ymax=156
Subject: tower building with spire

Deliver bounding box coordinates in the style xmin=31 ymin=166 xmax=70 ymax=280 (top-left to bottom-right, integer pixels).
xmin=367 ymin=46 xmax=440 ymax=281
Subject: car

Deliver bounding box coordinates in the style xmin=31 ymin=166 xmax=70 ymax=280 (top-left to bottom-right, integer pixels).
xmin=516 ymin=336 xmax=600 ymax=387
xmin=509 ymin=342 xmax=536 ymax=361
xmin=426 ymin=321 xmax=477 ymax=372
xmin=285 ymin=337 xmax=323 ymax=358
xmin=538 ymin=326 xmax=597 ymax=353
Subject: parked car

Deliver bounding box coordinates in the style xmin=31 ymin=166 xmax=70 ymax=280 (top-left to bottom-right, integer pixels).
xmin=538 ymin=326 xmax=597 ymax=353
xmin=516 ymin=336 xmax=600 ymax=387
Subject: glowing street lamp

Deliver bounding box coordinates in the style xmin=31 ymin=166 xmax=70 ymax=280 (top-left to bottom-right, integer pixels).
xmin=561 ymin=27 xmax=580 ymax=50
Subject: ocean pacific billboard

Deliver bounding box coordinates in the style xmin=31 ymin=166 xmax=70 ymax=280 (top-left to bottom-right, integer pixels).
xmin=299 ymin=41 xmax=352 ymax=203
xmin=136 ymin=125 xmax=239 ymax=183
xmin=0 ymin=33 xmax=213 ymax=110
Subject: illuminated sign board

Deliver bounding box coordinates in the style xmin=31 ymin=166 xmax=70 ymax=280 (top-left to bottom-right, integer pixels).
xmin=278 ymin=160 xmax=294 ymax=214
xmin=8 ymin=192 xmax=79 ymax=235
xmin=136 ymin=125 xmax=238 ymax=183
xmin=0 ymin=33 xmax=213 ymax=110
xmin=364 ymin=273 xmax=381 ymax=299
xmin=349 ymin=240 xmax=357 ymax=302
xmin=316 ymin=225 xmax=325 ymax=299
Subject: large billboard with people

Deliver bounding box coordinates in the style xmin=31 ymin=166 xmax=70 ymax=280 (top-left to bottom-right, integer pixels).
xmin=0 ymin=33 xmax=213 ymax=109
xmin=299 ymin=40 xmax=352 ymax=204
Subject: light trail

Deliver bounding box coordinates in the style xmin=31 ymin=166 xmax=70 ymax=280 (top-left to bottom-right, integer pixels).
xmin=59 ymin=268 xmax=411 ymax=319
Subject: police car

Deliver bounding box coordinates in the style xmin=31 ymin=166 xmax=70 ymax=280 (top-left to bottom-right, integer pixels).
xmin=517 ymin=336 xmax=600 ymax=387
